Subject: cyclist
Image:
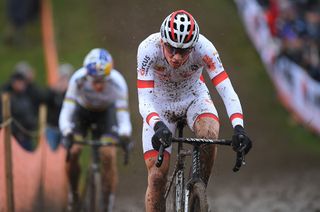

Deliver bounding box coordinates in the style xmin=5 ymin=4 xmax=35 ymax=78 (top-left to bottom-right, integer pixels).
xmin=137 ymin=10 xmax=252 ymax=211
xmin=59 ymin=48 xmax=132 ymax=211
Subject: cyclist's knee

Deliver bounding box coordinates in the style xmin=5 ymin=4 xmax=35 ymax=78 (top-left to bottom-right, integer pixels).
xmin=194 ymin=116 xmax=219 ymax=139
xmin=69 ymin=145 xmax=82 ymax=160
xmin=101 ymin=147 xmax=117 ymax=167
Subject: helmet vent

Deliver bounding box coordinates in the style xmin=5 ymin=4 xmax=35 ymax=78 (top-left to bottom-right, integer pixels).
xmin=173 ymin=23 xmax=177 ymax=30
xmin=180 ymin=25 xmax=185 ymax=32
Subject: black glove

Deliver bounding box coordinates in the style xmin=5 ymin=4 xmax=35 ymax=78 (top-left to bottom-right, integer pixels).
xmin=61 ymin=133 xmax=74 ymax=150
xmin=232 ymin=125 xmax=252 ymax=155
xmin=151 ymin=121 xmax=172 ymax=151
xmin=119 ymin=136 xmax=133 ymax=152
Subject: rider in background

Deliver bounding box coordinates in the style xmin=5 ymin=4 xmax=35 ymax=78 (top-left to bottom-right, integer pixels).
xmin=137 ymin=10 xmax=252 ymax=211
xmin=59 ymin=48 xmax=132 ymax=211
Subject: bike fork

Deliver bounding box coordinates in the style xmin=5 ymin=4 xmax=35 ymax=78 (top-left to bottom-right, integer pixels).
xmin=184 ymin=145 xmax=201 ymax=212
xmin=184 ymin=188 xmax=190 ymax=212
xmin=175 ymin=169 xmax=184 ymax=212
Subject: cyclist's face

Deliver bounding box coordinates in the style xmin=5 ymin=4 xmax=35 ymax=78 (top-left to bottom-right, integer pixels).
xmin=92 ymin=79 xmax=105 ymax=92
xmin=162 ymin=41 xmax=193 ymax=69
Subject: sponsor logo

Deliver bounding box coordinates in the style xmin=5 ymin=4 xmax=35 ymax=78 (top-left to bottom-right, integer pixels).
xmin=142 ymin=55 xmax=151 ymax=69
xmin=202 ymin=55 xmax=216 ymax=71
xmin=138 ymin=68 xmax=146 ymax=76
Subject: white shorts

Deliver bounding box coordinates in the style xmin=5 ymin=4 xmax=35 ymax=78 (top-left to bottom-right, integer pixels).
xmin=142 ymin=90 xmax=219 ymax=156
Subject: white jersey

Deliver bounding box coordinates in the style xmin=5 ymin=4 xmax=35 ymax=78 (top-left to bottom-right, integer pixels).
xmin=137 ymin=33 xmax=244 ymax=130
xmin=59 ymin=68 xmax=132 ymax=137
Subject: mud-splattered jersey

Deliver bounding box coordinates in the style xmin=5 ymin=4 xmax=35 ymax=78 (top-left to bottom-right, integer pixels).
xmin=59 ymin=68 xmax=132 ymax=137
xmin=137 ymin=33 xmax=244 ymax=129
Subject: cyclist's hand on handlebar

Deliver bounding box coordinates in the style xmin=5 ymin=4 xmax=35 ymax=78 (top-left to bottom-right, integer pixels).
xmin=232 ymin=125 xmax=252 ymax=155
xmin=119 ymin=135 xmax=133 ymax=152
xmin=61 ymin=132 xmax=74 ymax=150
xmin=152 ymin=121 xmax=172 ymax=151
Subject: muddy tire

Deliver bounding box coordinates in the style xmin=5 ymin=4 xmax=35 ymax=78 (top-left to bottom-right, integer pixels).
xmin=188 ymin=182 xmax=208 ymax=212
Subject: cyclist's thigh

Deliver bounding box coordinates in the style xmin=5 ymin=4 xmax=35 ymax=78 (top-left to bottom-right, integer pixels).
xmin=93 ymin=104 xmax=117 ymax=139
xmin=72 ymin=104 xmax=91 ymax=138
xmin=186 ymin=94 xmax=219 ymax=136
xmin=100 ymin=146 xmax=117 ymax=158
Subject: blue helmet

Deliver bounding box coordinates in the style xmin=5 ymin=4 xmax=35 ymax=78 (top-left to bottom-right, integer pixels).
xmin=83 ymin=48 xmax=113 ymax=78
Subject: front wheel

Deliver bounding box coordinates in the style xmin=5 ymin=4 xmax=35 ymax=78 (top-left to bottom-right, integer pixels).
xmin=188 ymin=182 xmax=208 ymax=212
xmin=81 ymin=169 xmax=103 ymax=212
xmin=165 ymin=169 xmax=184 ymax=212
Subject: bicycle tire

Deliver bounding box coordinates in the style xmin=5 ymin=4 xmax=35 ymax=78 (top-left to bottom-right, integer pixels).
xmin=188 ymin=182 xmax=208 ymax=212
xmin=81 ymin=169 xmax=92 ymax=212
xmin=165 ymin=169 xmax=184 ymax=212
xmin=81 ymin=170 xmax=103 ymax=212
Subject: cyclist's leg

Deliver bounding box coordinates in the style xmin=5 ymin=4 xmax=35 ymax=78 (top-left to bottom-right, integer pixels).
xmin=100 ymin=146 xmax=117 ymax=209
xmin=66 ymin=144 xmax=83 ymax=200
xmin=142 ymin=121 xmax=174 ymax=212
xmin=67 ymin=104 xmax=90 ymax=202
xmin=94 ymin=104 xmax=118 ymax=209
xmin=187 ymin=97 xmax=220 ymax=186
xmin=194 ymin=115 xmax=219 ymax=185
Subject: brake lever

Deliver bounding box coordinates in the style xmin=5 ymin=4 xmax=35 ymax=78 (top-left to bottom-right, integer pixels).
xmin=156 ymin=145 xmax=165 ymax=168
xmin=232 ymin=151 xmax=245 ymax=172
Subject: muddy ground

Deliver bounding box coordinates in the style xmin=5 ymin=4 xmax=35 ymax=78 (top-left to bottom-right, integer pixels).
xmin=80 ymin=0 xmax=320 ymax=211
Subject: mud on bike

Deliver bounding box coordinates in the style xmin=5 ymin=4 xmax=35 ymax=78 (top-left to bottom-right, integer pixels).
xmin=66 ymin=132 xmax=131 ymax=212
xmin=156 ymin=119 xmax=245 ymax=212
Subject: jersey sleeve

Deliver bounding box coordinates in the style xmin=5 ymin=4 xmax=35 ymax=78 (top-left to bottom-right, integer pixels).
xmin=112 ymin=70 xmax=132 ymax=137
xmin=59 ymin=73 xmax=78 ymax=136
xmin=199 ymin=36 xmax=244 ymax=127
xmin=137 ymin=40 xmax=160 ymax=129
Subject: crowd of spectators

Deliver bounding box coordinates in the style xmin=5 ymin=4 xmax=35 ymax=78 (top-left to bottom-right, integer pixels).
xmin=0 ymin=61 xmax=73 ymax=151
xmin=257 ymin=0 xmax=320 ymax=81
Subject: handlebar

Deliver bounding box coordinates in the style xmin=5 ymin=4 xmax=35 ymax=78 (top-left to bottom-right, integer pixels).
xmin=65 ymin=139 xmax=131 ymax=165
xmin=155 ymin=137 xmax=246 ymax=172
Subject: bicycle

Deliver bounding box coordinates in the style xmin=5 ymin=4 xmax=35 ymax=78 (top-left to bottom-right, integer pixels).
xmin=66 ymin=135 xmax=131 ymax=212
xmin=156 ymin=119 xmax=245 ymax=212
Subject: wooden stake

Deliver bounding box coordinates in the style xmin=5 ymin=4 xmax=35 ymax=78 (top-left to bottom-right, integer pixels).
xmin=2 ymin=93 xmax=15 ymax=212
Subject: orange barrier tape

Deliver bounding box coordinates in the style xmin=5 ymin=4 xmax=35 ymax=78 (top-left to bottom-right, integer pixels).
xmin=0 ymin=131 xmax=68 ymax=211
xmin=41 ymin=135 xmax=68 ymax=211
xmin=0 ymin=131 xmax=42 ymax=211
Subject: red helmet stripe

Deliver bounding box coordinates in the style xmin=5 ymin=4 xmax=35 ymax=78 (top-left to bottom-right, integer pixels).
xmin=170 ymin=11 xmax=180 ymax=41
xmin=183 ymin=10 xmax=195 ymax=42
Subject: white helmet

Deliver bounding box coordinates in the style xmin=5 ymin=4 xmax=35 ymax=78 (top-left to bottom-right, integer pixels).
xmin=83 ymin=48 xmax=113 ymax=78
xmin=160 ymin=10 xmax=199 ymax=49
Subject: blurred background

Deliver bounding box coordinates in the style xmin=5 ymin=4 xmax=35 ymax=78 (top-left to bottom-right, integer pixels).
xmin=0 ymin=0 xmax=319 ymax=211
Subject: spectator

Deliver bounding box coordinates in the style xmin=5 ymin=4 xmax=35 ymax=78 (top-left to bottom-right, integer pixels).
xmin=14 ymin=61 xmax=47 ymax=118
xmin=4 ymin=0 xmax=40 ymax=45
xmin=45 ymin=63 xmax=74 ymax=149
xmin=0 ymin=72 xmax=37 ymax=151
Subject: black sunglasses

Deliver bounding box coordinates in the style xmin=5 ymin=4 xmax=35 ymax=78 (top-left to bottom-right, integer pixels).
xmin=164 ymin=43 xmax=193 ymax=56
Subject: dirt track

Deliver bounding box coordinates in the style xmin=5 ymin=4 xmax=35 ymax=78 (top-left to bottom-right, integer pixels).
xmin=88 ymin=0 xmax=320 ymax=211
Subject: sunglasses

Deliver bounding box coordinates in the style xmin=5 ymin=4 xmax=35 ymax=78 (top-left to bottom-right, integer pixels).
xmin=164 ymin=43 xmax=193 ymax=56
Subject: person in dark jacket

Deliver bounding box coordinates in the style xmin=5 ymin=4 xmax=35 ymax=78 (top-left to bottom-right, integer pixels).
xmin=0 ymin=72 xmax=37 ymax=151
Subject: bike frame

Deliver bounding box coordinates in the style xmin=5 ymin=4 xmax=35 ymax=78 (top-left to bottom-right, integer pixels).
xmin=67 ymin=136 xmax=128 ymax=212
xmin=158 ymin=120 xmax=244 ymax=212
xmin=172 ymin=121 xmax=206 ymax=212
